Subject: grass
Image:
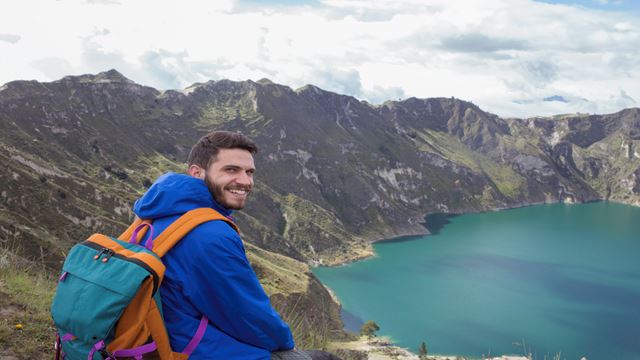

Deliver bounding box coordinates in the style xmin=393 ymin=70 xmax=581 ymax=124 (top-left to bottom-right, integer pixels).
xmin=245 ymin=242 xmax=309 ymax=295
xmin=245 ymin=243 xmax=342 ymax=351
xmin=133 ymin=152 xmax=186 ymax=190
xmin=195 ymin=100 xmax=263 ymax=131
xmin=0 ymin=243 xmax=332 ymax=359
xmin=274 ymin=294 xmax=332 ymax=351
xmin=413 ymin=128 xmax=526 ymax=199
xmin=278 ymin=193 xmax=371 ymax=263
xmin=0 ymin=249 xmax=57 ymax=359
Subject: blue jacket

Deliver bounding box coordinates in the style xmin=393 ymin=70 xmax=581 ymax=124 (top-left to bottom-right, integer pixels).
xmin=133 ymin=172 xmax=295 ymax=359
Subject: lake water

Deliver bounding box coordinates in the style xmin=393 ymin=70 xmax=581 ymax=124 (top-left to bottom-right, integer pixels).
xmin=313 ymin=202 xmax=640 ymax=360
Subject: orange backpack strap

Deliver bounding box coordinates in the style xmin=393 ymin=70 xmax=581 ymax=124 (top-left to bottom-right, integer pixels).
xmin=151 ymin=208 xmax=239 ymax=258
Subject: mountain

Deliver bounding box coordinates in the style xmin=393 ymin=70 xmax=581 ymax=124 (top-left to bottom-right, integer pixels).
xmin=1 ymin=70 xmax=639 ymax=352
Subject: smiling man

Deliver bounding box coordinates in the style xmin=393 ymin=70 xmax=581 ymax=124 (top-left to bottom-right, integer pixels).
xmin=133 ymin=131 xmax=310 ymax=359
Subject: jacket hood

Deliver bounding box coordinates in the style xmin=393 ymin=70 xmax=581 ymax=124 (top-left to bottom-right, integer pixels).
xmin=134 ymin=172 xmax=232 ymax=219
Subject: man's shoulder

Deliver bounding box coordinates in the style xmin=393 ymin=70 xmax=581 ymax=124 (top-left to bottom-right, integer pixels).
xmin=185 ymin=217 xmax=242 ymax=246
xmin=193 ymin=216 xmax=237 ymax=233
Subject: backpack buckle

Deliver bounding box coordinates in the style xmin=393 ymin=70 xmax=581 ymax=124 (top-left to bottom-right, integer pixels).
xmin=99 ymin=348 xmax=115 ymax=359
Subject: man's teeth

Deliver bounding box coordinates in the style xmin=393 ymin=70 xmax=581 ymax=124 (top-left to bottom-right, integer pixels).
xmin=229 ymin=189 xmax=248 ymax=195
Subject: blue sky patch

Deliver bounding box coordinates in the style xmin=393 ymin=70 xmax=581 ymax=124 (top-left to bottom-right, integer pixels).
xmin=544 ymin=95 xmax=570 ymax=103
xmin=238 ymin=0 xmax=320 ymax=6
xmin=534 ymin=0 xmax=640 ymax=12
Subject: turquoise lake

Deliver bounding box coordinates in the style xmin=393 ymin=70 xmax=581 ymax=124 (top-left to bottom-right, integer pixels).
xmin=313 ymin=202 xmax=640 ymax=360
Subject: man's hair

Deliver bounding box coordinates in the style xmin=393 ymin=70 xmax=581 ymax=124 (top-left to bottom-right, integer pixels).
xmin=188 ymin=131 xmax=258 ymax=169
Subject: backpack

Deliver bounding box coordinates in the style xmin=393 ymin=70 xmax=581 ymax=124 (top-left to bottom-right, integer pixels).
xmin=51 ymin=207 xmax=239 ymax=360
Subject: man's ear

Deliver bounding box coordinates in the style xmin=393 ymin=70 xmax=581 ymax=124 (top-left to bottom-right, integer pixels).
xmin=188 ymin=164 xmax=205 ymax=179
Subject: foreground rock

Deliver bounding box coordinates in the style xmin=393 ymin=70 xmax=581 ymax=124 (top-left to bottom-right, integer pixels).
xmin=329 ymin=337 xmax=530 ymax=360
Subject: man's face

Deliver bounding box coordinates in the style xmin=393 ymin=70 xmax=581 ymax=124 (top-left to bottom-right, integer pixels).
xmin=203 ymin=148 xmax=255 ymax=210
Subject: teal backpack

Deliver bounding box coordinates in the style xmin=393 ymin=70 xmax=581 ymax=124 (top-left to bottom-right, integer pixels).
xmin=50 ymin=208 xmax=239 ymax=360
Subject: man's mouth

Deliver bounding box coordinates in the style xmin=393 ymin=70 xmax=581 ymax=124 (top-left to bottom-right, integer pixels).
xmin=228 ymin=188 xmax=250 ymax=196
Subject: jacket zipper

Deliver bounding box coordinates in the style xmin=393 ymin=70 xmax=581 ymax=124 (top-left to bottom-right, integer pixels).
xmin=80 ymin=241 xmax=160 ymax=295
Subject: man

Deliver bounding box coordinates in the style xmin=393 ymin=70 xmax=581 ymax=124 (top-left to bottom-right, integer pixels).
xmin=133 ymin=131 xmax=312 ymax=359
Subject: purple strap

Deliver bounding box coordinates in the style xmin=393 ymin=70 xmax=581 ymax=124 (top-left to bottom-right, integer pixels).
xmin=102 ymin=317 xmax=206 ymax=359
xmin=58 ymin=271 xmax=68 ymax=282
xmin=112 ymin=341 xmax=157 ymax=360
xmin=87 ymin=340 xmax=104 ymax=360
xmin=129 ymin=223 xmax=155 ymax=250
xmin=182 ymin=316 xmax=209 ymax=355
xmin=61 ymin=333 xmax=75 ymax=342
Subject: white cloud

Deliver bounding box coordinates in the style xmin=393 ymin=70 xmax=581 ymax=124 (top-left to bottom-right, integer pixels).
xmin=0 ymin=0 xmax=638 ymax=118
xmin=0 ymin=33 xmax=21 ymax=44
xmin=84 ymin=0 xmax=121 ymax=4
xmin=439 ymin=33 xmax=528 ymax=53
xmin=30 ymin=57 xmax=74 ymax=79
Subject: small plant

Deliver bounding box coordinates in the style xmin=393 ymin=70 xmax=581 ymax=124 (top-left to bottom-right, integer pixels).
xmin=360 ymin=320 xmax=380 ymax=340
xmin=418 ymin=341 xmax=428 ymax=359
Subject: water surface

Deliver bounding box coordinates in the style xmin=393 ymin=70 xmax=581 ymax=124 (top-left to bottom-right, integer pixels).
xmin=313 ymin=202 xmax=640 ymax=360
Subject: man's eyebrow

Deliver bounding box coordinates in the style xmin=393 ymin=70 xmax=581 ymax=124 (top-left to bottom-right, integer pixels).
xmin=222 ymin=164 xmax=256 ymax=171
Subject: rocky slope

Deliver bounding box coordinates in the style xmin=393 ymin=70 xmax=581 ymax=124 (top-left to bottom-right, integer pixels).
xmin=1 ymin=70 xmax=639 ymax=347
xmin=2 ymin=71 xmax=639 ymax=267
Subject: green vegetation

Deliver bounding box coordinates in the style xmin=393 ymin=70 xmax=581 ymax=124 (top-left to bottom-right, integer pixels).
xmin=134 ymin=152 xmax=186 ymax=190
xmin=245 ymin=242 xmax=309 ymax=295
xmin=274 ymin=295 xmax=331 ymax=351
xmin=360 ymin=320 xmax=380 ymax=339
xmin=277 ymin=193 xmax=371 ymax=265
xmin=413 ymin=128 xmax=526 ymax=199
xmin=251 ymin=243 xmax=345 ymax=351
xmin=195 ymin=95 xmax=264 ymax=132
xmin=475 ymin=151 xmax=525 ymax=198
xmin=0 ymin=244 xmax=337 ymax=358
xmin=418 ymin=341 xmax=428 ymax=359
xmin=0 ymin=249 xmax=56 ymax=359
xmin=572 ymin=134 xmax=640 ymax=203
xmin=196 ymin=105 xmax=240 ymax=128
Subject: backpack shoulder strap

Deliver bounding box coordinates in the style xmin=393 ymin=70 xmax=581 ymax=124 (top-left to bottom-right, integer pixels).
xmin=151 ymin=207 xmax=239 ymax=258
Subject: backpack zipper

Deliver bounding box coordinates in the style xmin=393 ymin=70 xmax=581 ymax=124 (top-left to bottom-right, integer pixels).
xmin=93 ymin=248 xmax=108 ymax=260
xmin=101 ymin=249 xmax=115 ymax=263
xmin=80 ymin=241 xmax=160 ymax=295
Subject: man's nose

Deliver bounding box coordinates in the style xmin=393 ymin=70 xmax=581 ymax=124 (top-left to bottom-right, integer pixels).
xmin=236 ymin=171 xmax=253 ymax=186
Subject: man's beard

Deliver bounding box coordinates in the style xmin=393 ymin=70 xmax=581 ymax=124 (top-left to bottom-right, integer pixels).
xmin=204 ymin=175 xmax=248 ymax=210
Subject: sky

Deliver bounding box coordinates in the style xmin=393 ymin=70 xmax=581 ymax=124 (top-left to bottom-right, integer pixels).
xmin=0 ymin=0 xmax=638 ymax=118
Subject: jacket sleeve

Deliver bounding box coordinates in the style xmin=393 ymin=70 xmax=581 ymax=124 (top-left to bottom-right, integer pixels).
xmin=179 ymin=221 xmax=295 ymax=351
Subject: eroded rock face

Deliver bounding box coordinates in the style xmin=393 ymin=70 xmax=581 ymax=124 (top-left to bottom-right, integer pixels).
xmin=512 ymin=155 xmax=554 ymax=178
xmin=633 ymin=167 xmax=640 ymax=194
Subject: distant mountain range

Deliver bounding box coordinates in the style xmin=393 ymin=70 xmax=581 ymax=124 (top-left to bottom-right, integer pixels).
xmin=1 ymin=70 xmax=639 ymax=344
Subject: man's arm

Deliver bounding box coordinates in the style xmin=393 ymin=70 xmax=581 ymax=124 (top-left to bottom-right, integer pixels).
xmin=180 ymin=221 xmax=295 ymax=351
